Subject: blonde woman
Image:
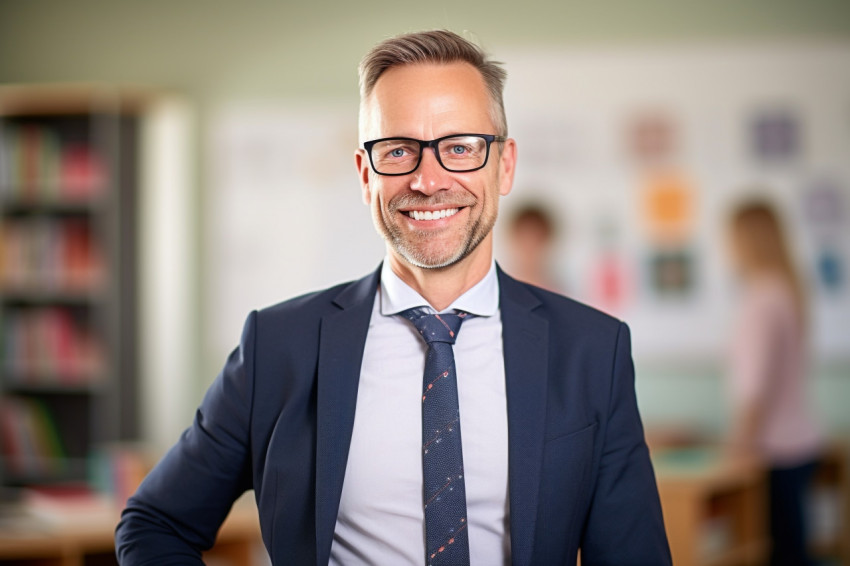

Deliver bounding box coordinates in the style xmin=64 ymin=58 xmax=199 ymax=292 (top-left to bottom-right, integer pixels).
xmin=726 ymin=200 xmax=822 ymax=566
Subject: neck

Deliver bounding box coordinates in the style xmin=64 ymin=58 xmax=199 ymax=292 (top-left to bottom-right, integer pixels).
xmin=387 ymin=237 xmax=494 ymax=311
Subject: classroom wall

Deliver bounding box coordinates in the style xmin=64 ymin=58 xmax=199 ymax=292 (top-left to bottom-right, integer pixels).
xmin=2 ymin=0 xmax=849 ymax=448
xmin=3 ymin=1 xmax=850 ymax=93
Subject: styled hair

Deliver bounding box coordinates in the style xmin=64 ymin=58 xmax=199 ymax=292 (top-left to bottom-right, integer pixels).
xmin=358 ymin=30 xmax=507 ymax=139
xmin=730 ymin=199 xmax=807 ymax=325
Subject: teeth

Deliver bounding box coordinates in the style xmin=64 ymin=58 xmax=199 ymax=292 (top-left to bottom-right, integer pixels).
xmin=410 ymin=208 xmax=460 ymax=221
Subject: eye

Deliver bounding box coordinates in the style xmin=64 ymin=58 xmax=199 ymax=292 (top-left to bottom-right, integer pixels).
xmin=450 ymin=145 xmax=468 ymax=155
xmin=380 ymin=141 xmax=417 ymax=160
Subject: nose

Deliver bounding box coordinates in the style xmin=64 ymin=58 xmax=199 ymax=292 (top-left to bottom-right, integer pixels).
xmin=409 ymin=147 xmax=452 ymax=195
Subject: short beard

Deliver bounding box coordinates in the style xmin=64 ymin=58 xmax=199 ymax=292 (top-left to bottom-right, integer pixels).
xmin=390 ymin=214 xmax=490 ymax=269
xmin=374 ymin=191 xmax=496 ymax=269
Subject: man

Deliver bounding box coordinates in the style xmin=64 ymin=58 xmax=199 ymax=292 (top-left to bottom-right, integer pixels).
xmin=116 ymin=30 xmax=671 ymax=565
xmin=505 ymin=203 xmax=562 ymax=293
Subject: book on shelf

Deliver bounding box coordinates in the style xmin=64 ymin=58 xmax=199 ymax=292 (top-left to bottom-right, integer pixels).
xmin=0 ymin=216 xmax=106 ymax=294
xmin=3 ymin=306 xmax=106 ymax=385
xmin=91 ymin=443 xmax=152 ymax=509
xmin=62 ymin=144 xmax=107 ymax=200
xmin=0 ymin=397 xmax=66 ymax=478
xmin=0 ymin=122 xmax=107 ymax=203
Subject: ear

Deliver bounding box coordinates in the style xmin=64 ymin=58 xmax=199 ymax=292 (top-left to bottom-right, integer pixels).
xmin=497 ymin=138 xmax=517 ymax=197
xmin=355 ymin=149 xmax=372 ymax=205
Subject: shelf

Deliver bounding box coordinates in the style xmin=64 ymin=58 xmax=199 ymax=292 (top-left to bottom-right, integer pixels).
xmin=0 ymin=290 xmax=106 ymax=305
xmin=2 ymin=379 xmax=107 ymax=395
xmin=0 ymin=88 xmax=140 ymax=494
xmin=0 ymin=198 xmax=105 ymax=216
xmin=2 ymin=457 xmax=90 ymax=487
xmin=0 ymin=83 xmax=154 ymax=116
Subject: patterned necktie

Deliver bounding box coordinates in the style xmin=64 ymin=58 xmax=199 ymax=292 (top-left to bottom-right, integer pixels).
xmin=399 ymin=307 xmax=472 ymax=566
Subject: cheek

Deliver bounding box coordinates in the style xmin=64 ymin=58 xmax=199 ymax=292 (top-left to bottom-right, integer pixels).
xmin=374 ymin=180 xmax=406 ymax=208
xmin=480 ymin=173 xmax=503 ymax=206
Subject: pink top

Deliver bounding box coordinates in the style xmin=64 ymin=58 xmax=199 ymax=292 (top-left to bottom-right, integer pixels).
xmin=728 ymin=275 xmax=822 ymax=466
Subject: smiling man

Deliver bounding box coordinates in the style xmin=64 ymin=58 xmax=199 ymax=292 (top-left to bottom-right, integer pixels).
xmin=357 ymin=61 xmax=512 ymax=292
xmin=116 ymin=30 xmax=671 ymax=566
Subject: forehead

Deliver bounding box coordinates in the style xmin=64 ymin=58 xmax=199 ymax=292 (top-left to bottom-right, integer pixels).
xmin=363 ymin=62 xmax=494 ymax=139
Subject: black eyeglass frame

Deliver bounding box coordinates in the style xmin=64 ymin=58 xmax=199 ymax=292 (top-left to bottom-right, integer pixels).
xmin=362 ymin=133 xmax=507 ymax=176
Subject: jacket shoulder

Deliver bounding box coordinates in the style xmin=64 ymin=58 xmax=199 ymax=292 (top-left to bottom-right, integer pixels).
xmin=537 ymin=285 xmax=619 ymax=326
xmin=254 ymin=268 xmax=380 ymax=325
xmin=499 ymin=269 xmax=623 ymax=334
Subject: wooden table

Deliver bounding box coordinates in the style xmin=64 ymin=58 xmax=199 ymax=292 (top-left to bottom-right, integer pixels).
xmin=654 ymin=448 xmax=768 ymax=566
xmin=653 ymin=442 xmax=849 ymax=566
xmin=0 ymin=493 xmax=263 ymax=566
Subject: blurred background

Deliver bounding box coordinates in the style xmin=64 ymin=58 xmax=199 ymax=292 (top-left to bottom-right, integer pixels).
xmin=0 ymin=1 xmax=849 ymax=565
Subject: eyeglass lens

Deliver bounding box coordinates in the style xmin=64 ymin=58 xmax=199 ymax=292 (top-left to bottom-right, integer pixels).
xmin=369 ymin=135 xmax=490 ymax=175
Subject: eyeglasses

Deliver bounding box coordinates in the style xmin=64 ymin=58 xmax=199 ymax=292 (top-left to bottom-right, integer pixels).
xmin=363 ymin=133 xmax=506 ymax=176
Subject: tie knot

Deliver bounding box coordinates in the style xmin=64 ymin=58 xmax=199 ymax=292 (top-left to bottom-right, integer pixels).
xmin=399 ymin=307 xmax=471 ymax=345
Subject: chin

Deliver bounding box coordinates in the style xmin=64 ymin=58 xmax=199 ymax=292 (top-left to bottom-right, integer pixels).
xmin=406 ymin=256 xmax=463 ymax=270
xmin=397 ymin=248 xmax=466 ymax=270
xmin=395 ymin=234 xmax=486 ymax=270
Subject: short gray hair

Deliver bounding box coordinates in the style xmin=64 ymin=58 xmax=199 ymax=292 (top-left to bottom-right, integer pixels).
xmin=358 ymin=30 xmax=507 ymax=139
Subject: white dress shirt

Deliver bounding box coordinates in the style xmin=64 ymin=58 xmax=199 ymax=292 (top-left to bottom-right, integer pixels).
xmin=330 ymin=260 xmax=510 ymax=565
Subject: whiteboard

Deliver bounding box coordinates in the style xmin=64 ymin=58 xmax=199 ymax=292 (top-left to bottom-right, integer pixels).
xmin=207 ymin=102 xmax=383 ymax=359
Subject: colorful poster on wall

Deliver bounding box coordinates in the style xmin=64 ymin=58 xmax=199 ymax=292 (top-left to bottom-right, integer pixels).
xmin=648 ymin=248 xmax=696 ymax=297
xmin=589 ymin=252 xmax=631 ymax=315
xmin=627 ymin=111 xmax=678 ymax=164
xmin=585 ymin=213 xmax=633 ymax=315
xmin=816 ymin=247 xmax=844 ymax=292
xmin=640 ymin=171 xmax=696 ymax=244
xmin=802 ymin=177 xmax=847 ymax=294
xmin=803 ymin=177 xmax=845 ymax=234
xmin=751 ymin=108 xmax=801 ymax=162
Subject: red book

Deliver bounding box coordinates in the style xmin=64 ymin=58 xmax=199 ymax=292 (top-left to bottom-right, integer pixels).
xmin=60 ymin=144 xmax=106 ymax=200
xmin=53 ymin=308 xmax=76 ymax=381
xmin=62 ymin=219 xmax=92 ymax=290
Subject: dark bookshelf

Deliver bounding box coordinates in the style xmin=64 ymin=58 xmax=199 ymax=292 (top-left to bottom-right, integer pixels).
xmin=0 ymin=90 xmax=139 ymax=490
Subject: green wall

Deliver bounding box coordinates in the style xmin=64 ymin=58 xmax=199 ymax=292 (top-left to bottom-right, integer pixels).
xmin=3 ymin=0 xmax=850 ymax=98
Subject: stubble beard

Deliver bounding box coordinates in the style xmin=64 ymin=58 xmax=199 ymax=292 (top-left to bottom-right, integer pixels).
xmin=374 ymin=191 xmax=498 ymax=270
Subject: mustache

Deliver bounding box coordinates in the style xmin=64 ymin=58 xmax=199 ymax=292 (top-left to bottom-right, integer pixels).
xmin=388 ymin=191 xmax=477 ymax=211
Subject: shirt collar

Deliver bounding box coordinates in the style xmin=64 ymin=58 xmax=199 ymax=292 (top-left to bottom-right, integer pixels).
xmin=379 ymin=258 xmax=499 ymax=317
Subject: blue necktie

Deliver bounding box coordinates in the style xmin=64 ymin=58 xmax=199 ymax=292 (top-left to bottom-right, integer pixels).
xmin=400 ymin=307 xmax=472 ymax=566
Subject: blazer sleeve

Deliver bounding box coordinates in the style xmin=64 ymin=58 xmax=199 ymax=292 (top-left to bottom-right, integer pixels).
xmin=580 ymin=322 xmax=672 ymax=566
xmin=115 ymin=311 xmax=257 ymax=565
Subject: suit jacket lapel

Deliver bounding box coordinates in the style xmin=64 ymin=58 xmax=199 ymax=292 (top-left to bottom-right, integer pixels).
xmin=315 ymin=267 xmax=380 ymax=566
xmin=498 ymin=268 xmax=549 ymax=566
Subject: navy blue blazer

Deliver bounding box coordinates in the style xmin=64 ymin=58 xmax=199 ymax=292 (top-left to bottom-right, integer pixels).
xmin=116 ymin=266 xmax=671 ymax=565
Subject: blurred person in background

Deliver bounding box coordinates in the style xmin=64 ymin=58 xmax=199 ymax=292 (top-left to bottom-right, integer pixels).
xmin=504 ymin=203 xmax=563 ymax=293
xmin=725 ymin=200 xmax=823 ymax=566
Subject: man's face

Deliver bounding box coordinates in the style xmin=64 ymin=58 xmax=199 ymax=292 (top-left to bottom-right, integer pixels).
xmin=356 ymin=62 xmax=516 ymax=270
